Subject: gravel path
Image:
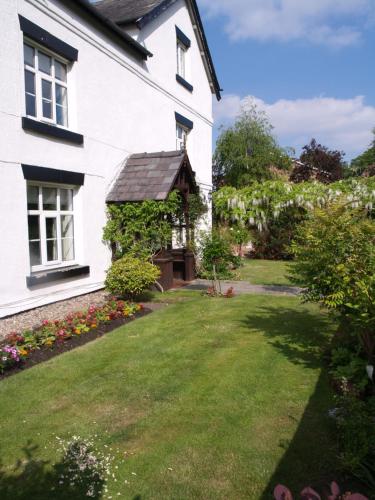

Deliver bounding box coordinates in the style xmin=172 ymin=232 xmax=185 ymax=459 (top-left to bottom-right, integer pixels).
xmin=179 ymin=279 xmax=302 ymax=296
xmin=0 ymin=290 xmax=110 ymax=340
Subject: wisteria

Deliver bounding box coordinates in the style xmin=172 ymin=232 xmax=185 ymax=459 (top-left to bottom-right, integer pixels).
xmin=213 ymin=178 xmax=375 ymax=230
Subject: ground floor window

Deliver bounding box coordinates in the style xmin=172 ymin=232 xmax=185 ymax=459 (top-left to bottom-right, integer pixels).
xmin=27 ymin=184 xmax=75 ymax=271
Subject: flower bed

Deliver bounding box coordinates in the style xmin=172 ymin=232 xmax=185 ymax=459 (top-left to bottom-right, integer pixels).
xmin=0 ymin=299 xmax=145 ymax=377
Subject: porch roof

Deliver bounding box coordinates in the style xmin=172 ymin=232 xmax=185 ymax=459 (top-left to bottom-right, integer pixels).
xmin=106 ymin=150 xmax=197 ymax=202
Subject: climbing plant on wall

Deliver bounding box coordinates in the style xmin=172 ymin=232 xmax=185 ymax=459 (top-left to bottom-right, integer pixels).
xmin=103 ymin=190 xmax=208 ymax=260
xmin=103 ymin=191 xmax=181 ymax=260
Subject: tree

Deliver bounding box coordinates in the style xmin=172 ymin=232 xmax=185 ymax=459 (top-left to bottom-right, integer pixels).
xmin=350 ymin=128 xmax=375 ymax=177
xmin=213 ymin=100 xmax=291 ymax=189
xmin=290 ymin=138 xmax=344 ymax=183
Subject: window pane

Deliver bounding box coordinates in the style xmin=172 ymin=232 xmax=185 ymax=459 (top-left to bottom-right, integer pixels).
xmin=42 ymin=100 xmax=52 ymax=118
xmin=43 ymin=188 xmax=57 ymax=210
xmin=56 ymin=84 xmax=68 ymax=126
xmin=42 ymin=79 xmax=52 ymax=99
xmin=27 ymin=185 xmax=39 ymax=210
xmin=24 ymin=44 xmax=35 ymax=67
xmin=26 ymin=94 xmax=36 ymax=117
xmin=38 ymin=51 xmax=51 ymax=75
xmin=29 ymin=241 xmax=41 ymax=266
xmin=56 ymin=105 xmax=68 ymax=126
xmin=25 ymin=70 xmax=35 ymax=94
xmin=42 ymin=80 xmax=52 ymax=119
xmin=55 ymin=84 xmax=67 ymax=105
xmin=60 ymin=189 xmax=73 ymax=211
xmin=28 ymin=215 xmax=40 ymax=240
xmin=47 ymin=240 xmax=58 ymax=261
xmin=46 ymin=217 xmax=57 ymax=239
xmin=55 ymin=60 xmax=67 ymax=82
xmin=61 ymin=215 xmax=74 ymax=238
xmin=62 ymin=238 xmax=74 ymax=261
xmin=25 ymin=70 xmax=36 ymax=117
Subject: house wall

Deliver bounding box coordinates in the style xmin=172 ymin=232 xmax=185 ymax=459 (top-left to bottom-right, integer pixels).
xmin=0 ymin=0 xmax=214 ymax=317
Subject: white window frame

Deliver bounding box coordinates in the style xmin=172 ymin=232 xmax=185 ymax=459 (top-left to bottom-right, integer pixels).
xmin=176 ymin=123 xmax=189 ymax=151
xmin=27 ymin=182 xmax=77 ymax=272
xmin=23 ymin=38 xmax=69 ymax=129
xmin=176 ymin=40 xmax=187 ymax=80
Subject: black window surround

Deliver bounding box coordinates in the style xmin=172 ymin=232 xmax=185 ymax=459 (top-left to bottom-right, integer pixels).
xmin=176 ymin=74 xmax=193 ymax=92
xmin=19 ymin=15 xmax=78 ymax=62
xmin=26 ymin=265 xmax=90 ymax=287
xmin=175 ymin=112 xmax=194 ymax=130
xmin=176 ymin=26 xmax=191 ymax=48
xmin=22 ymin=117 xmax=84 ymax=145
xmin=22 ymin=164 xmax=85 ymax=186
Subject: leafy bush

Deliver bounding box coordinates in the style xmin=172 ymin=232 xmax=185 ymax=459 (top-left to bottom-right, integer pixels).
xmin=330 ymin=347 xmax=369 ymax=395
xmin=333 ymin=393 xmax=375 ymax=487
xmin=105 ymin=255 xmax=160 ymax=298
xmin=290 ymin=203 xmax=375 ymax=362
xmin=199 ymin=230 xmax=238 ymax=280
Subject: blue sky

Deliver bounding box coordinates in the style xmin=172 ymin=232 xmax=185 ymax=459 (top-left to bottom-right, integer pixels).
xmin=198 ymin=0 xmax=375 ymax=160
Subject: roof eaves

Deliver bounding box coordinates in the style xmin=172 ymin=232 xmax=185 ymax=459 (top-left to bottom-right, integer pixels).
xmin=188 ymin=0 xmax=222 ymax=100
xmin=60 ymin=0 xmax=153 ymax=60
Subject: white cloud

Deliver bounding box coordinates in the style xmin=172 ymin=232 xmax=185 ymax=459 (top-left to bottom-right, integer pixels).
xmin=214 ymin=94 xmax=375 ymax=158
xmin=199 ymin=0 xmax=373 ymax=47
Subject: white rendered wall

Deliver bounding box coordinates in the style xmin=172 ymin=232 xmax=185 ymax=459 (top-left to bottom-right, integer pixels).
xmin=0 ymin=0 xmax=214 ymax=317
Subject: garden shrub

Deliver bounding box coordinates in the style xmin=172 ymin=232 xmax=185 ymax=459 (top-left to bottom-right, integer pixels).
xmin=199 ymin=230 xmax=238 ymax=280
xmin=334 ymin=393 xmax=375 ymax=487
xmin=105 ymin=255 xmax=160 ymax=298
xmin=290 ymin=203 xmax=375 ymax=364
xmin=290 ymin=202 xmax=375 ymax=485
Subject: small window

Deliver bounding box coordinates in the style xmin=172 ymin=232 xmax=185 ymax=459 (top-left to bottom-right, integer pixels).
xmin=176 ymin=123 xmax=189 ymax=151
xmin=176 ymin=41 xmax=187 ymax=80
xmin=27 ymin=184 xmax=76 ymax=271
xmin=23 ymin=42 xmax=69 ymax=128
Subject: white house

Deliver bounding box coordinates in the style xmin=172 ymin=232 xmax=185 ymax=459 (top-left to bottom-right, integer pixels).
xmin=0 ymin=0 xmax=221 ymax=318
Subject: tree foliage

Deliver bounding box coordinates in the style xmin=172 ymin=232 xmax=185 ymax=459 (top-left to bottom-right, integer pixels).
xmin=350 ymin=128 xmax=375 ymax=177
xmin=290 ymin=138 xmax=344 ymax=183
xmin=213 ymin=100 xmax=292 ymax=189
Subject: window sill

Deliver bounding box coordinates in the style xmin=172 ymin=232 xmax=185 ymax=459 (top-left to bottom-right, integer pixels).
xmin=176 ymin=74 xmax=193 ymax=93
xmin=26 ymin=265 xmax=90 ymax=287
xmin=22 ymin=117 xmax=84 ymax=145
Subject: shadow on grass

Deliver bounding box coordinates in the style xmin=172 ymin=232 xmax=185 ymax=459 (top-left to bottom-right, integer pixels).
xmin=241 ymin=306 xmax=339 ymax=497
xmin=0 ymin=441 xmax=104 ymax=499
xmin=260 ymin=370 xmax=338 ymax=498
xmin=241 ymin=306 xmax=334 ymax=369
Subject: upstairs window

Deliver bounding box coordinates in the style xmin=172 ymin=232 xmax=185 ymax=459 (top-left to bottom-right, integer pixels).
xmin=176 ymin=123 xmax=188 ymax=151
xmin=27 ymin=184 xmax=75 ymax=271
xmin=23 ymin=42 xmax=69 ymax=127
xmin=176 ymin=40 xmax=187 ymax=80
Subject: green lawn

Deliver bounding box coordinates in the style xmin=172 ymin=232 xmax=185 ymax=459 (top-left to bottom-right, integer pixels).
xmin=0 ymin=292 xmax=338 ymax=499
xmin=235 ymin=258 xmax=296 ymax=286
